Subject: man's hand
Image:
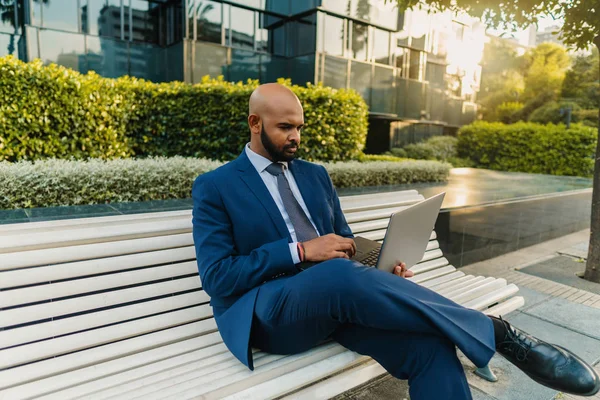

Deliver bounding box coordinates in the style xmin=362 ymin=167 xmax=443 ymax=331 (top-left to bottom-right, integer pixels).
xmin=393 ymin=262 xmax=414 ymax=278
xmin=303 ymin=234 xmax=356 ymax=262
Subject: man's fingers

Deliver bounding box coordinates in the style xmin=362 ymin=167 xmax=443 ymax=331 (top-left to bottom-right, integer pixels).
xmin=333 ymin=251 xmax=350 ymax=259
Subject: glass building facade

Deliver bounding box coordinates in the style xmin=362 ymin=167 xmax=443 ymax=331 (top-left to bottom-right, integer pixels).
xmin=1 ymin=0 xmax=485 ymax=150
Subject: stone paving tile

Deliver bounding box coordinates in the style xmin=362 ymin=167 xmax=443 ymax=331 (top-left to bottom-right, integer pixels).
xmin=525 ymin=297 xmax=600 ymax=340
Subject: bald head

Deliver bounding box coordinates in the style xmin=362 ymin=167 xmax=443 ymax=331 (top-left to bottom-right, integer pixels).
xmin=247 ymin=83 xmax=305 ymax=162
xmin=249 ymin=83 xmax=302 ymax=116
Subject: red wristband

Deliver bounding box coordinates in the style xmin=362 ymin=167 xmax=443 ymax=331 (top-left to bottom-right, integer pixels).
xmin=297 ymin=242 xmax=305 ymax=262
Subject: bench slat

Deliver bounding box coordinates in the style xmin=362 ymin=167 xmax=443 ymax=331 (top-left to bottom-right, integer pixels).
xmin=219 ymin=351 xmax=365 ymax=400
xmin=0 ymin=305 xmax=213 ymax=370
xmin=485 ymin=296 xmax=526 ymax=317
xmin=0 ymin=276 xmax=202 ymax=327
xmin=410 ymin=256 xmax=448 ymax=275
xmin=1 ymin=261 xmax=198 ymax=308
xmin=448 ymin=279 xmax=508 ymax=304
xmin=1 ymin=291 xmax=209 ymax=349
xmin=438 ymin=276 xmax=492 ymax=296
xmin=409 ymin=265 xmax=456 ymax=284
xmin=344 ymin=205 xmax=411 ymax=224
xmin=281 ymin=359 xmax=384 ymax=400
xmin=40 ymin=346 xmax=257 ymax=400
xmin=130 ymin=344 xmax=347 ymax=400
xmin=0 ymin=334 xmax=226 ymax=399
xmin=0 ymin=320 xmax=218 ymax=390
xmin=464 ymin=284 xmax=520 ymax=311
xmin=420 ymin=271 xmax=465 ymax=288
xmin=0 ymin=220 xmax=192 ymax=254
xmin=0 ymin=210 xmax=192 ymax=235
xmin=58 ymin=351 xmax=278 ymax=400
xmin=0 ymin=234 xmax=194 ymax=271
xmin=430 ymin=275 xmax=483 ymax=292
xmin=0 ymin=246 xmax=196 ymax=288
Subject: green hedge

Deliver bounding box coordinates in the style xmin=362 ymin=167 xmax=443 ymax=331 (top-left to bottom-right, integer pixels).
xmin=0 ymin=57 xmax=134 ymax=161
xmin=457 ymin=121 xmax=597 ymax=177
xmin=0 ymin=56 xmax=368 ymax=162
xmin=391 ymin=136 xmax=458 ymax=161
xmin=0 ymin=158 xmax=450 ymax=209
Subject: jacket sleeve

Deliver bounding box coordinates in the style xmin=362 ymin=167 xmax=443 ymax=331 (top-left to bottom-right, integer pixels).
xmin=192 ymin=175 xmax=297 ymax=299
xmin=321 ymin=166 xmax=354 ymax=239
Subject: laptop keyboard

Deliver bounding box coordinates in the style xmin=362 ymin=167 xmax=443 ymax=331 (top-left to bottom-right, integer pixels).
xmin=361 ymin=248 xmax=381 ymax=267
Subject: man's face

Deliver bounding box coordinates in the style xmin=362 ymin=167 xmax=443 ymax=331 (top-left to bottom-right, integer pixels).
xmin=259 ymin=108 xmax=304 ymax=162
xmin=261 ymin=124 xmax=299 ymax=162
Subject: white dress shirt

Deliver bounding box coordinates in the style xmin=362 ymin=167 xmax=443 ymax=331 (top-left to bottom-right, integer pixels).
xmin=245 ymin=143 xmax=320 ymax=264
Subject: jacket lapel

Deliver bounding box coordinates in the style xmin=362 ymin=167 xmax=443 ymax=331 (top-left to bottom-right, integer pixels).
xmin=288 ymin=161 xmax=325 ymax=235
xmin=236 ymin=151 xmax=291 ymax=241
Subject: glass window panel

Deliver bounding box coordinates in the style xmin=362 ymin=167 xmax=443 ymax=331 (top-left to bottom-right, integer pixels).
xmin=196 ymin=0 xmax=221 ymax=44
xmin=289 ymin=54 xmax=314 ymax=85
xmin=260 ymin=53 xmax=288 ymax=82
xmin=41 ymin=0 xmax=79 ymax=32
xmin=395 ymin=46 xmax=406 ymax=74
xmin=86 ymin=35 xmax=129 ymax=78
xmin=426 ymin=62 xmax=445 ymax=87
xmin=86 ymin=0 xmax=121 ymax=38
xmin=40 ymin=30 xmax=85 ymax=72
xmin=408 ymin=49 xmax=422 ymax=80
xmin=265 ymin=0 xmax=289 ymax=15
xmin=0 ymin=1 xmax=17 ymax=34
xmin=371 ymin=65 xmax=394 ymax=114
xmin=349 ymin=61 xmax=372 ymax=105
xmin=371 ymin=28 xmax=389 ymax=65
xmin=395 ymin=77 xmax=407 ymax=117
xmin=257 ymin=13 xmax=282 ymax=53
xmin=228 ymin=6 xmax=254 ymax=50
xmin=164 ymin=42 xmax=183 ymax=81
xmin=228 ymin=0 xmax=264 ymax=9
xmin=292 ymin=14 xmax=316 ymax=56
xmin=323 ymin=15 xmax=343 ymax=57
xmin=126 ymin=0 xmax=160 ymax=43
xmin=350 ymin=21 xmax=368 ymax=61
xmin=429 ymin=87 xmax=445 ymax=121
xmin=229 ymin=48 xmax=259 ymax=82
xmin=194 ymin=42 xmax=227 ymax=82
xmin=323 ymin=55 xmax=347 ymax=89
xmin=405 ymin=79 xmax=424 ymax=119
xmin=129 ymin=41 xmax=164 ymax=82
xmin=290 ymin=0 xmax=317 ymax=14
xmin=411 ymin=34 xmax=426 ymax=50
xmin=0 ymin=33 xmax=20 ymax=57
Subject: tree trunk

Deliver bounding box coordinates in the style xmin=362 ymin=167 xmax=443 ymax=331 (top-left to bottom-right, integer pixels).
xmin=584 ymin=36 xmax=600 ymax=283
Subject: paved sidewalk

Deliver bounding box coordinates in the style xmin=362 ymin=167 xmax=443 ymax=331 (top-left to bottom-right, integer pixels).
xmin=336 ymin=229 xmax=600 ymax=400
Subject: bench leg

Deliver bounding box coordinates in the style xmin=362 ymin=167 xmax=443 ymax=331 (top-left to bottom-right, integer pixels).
xmin=474 ymin=364 xmax=498 ymax=382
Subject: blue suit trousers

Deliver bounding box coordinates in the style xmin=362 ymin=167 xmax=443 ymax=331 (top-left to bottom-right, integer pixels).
xmin=250 ymin=259 xmax=496 ymax=400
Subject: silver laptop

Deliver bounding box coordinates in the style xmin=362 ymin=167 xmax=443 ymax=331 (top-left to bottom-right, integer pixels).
xmin=351 ymin=192 xmax=445 ymax=273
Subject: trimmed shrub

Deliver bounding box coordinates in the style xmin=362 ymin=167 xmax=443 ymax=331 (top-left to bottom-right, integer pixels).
xmin=496 ymin=102 xmax=524 ymax=124
xmin=356 ymin=153 xmax=407 ymax=162
xmin=322 ymin=160 xmax=450 ymax=188
xmin=528 ymin=101 xmax=581 ymax=124
xmin=0 ymin=57 xmax=134 ymax=161
xmin=573 ymin=109 xmax=598 ymax=128
xmin=457 ymin=121 xmax=596 ymax=177
xmin=0 ymin=56 xmax=368 ymax=162
xmin=0 ymin=158 xmax=450 ymax=209
xmin=391 ymin=136 xmax=458 ymax=161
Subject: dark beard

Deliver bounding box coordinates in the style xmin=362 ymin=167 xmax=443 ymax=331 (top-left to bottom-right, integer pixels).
xmin=261 ymin=125 xmax=298 ymax=162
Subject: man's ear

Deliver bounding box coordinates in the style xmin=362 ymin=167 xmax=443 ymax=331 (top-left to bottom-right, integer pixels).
xmin=248 ymin=114 xmax=261 ymax=135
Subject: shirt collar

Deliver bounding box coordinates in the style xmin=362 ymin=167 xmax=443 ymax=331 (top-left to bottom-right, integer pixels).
xmin=245 ymin=143 xmax=288 ymax=174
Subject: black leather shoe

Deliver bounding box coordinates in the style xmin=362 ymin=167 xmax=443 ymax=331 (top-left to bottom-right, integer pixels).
xmin=494 ymin=317 xmax=600 ymax=396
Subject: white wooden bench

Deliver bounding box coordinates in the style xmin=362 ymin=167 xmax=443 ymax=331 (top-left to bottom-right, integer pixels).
xmin=0 ymin=189 xmax=525 ymax=400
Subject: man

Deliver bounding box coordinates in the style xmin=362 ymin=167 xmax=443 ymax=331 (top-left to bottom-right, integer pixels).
xmin=192 ymin=83 xmax=599 ymax=399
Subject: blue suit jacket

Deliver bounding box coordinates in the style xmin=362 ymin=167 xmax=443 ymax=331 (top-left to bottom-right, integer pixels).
xmin=192 ymin=149 xmax=353 ymax=369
